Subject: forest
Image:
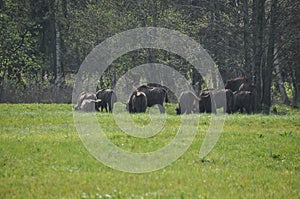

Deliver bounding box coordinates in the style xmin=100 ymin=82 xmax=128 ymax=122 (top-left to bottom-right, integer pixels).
xmin=0 ymin=0 xmax=299 ymax=113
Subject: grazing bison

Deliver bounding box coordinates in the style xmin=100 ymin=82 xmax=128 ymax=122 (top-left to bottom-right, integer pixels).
xmin=75 ymin=92 xmax=96 ymax=111
xmin=80 ymin=99 xmax=97 ymax=112
xmin=130 ymin=91 xmax=147 ymax=113
xmin=233 ymin=91 xmax=255 ymax=114
xmin=198 ymin=89 xmax=234 ymax=113
xmin=147 ymin=83 xmax=174 ymax=103
xmin=136 ymin=85 xmax=168 ymax=113
xmin=225 ymin=77 xmax=249 ymax=92
xmin=96 ymin=89 xmax=117 ymax=112
xmin=176 ymin=91 xmax=200 ymax=114
xmin=75 ymin=92 xmax=102 ymax=112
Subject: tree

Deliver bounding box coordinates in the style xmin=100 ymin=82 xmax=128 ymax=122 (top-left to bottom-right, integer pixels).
xmin=262 ymin=0 xmax=278 ymax=113
xmin=0 ymin=0 xmax=44 ymax=98
xmin=252 ymin=0 xmax=265 ymax=111
xmin=0 ymin=0 xmax=298 ymax=105
xmin=276 ymin=0 xmax=300 ymax=106
xmin=242 ymin=0 xmax=252 ymax=80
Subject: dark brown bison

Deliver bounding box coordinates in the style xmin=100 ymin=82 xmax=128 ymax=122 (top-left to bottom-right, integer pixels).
xmin=198 ymin=89 xmax=234 ymax=114
xmin=176 ymin=91 xmax=200 ymax=114
xmin=135 ymin=85 xmax=168 ymax=113
xmin=147 ymin=83 xmax=174 ymax=103
xmin=233 ymin=91 xmax=255 ymax=114
xmin=93 ymin=98 xmax=107 ymax=112
xmin=198 ymin=88 xmax=214 ymax=113
xmin=199 ymin=93 xmax=213 ymax=113
xmin=238 ymin=82 xmax=257 ymax=112
xmin=198 ymin=89 xmax=215 ymax=113
xmin=225 ymin=77 xmax=249 ymax=92
xmin=130 ymin=91 xmax=147 ymax=113
xmin=96 ymin=89 xmax=117 ymax=112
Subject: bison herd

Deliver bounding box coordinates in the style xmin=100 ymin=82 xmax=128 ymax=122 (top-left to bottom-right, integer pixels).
xmin=75 ymin=77 xmax=256 ymax=114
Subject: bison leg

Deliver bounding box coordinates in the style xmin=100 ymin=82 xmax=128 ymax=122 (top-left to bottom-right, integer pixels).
xmin=95 ymin=104 xmax=100 ymax=112
xmin=157 ymin=104 xmax=165 ymax=113
xmin=240 ymin=107 xmax=244 ymax=114
xmin=186 ymin=107 xmax=192 ymax=114
xmin=245 ymin=104 xmax=251 ymax=114
xmin=100 ymin=104 xmax=108 ymax=112
xmin=108 ymin=103 xmax=113 ymax=113
xmin=175 ymin=104 xmax=181 ymax=115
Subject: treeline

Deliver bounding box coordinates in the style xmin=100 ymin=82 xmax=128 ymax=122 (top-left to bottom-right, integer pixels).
xmin=0 ymin=0 xmax=299 ymax=111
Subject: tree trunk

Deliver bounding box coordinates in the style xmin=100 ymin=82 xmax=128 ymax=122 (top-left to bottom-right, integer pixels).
xmin=274 ymin=58 xmax=289 ymax=105
xmin=0 ymin=69 xmax=4 ymax=102
xmin=252 ymin=0 xmax=265 ymax=112
xmin=0 ymin=0 xmax=4 ymax=10
xmin=243 ymin=0 xmax=252 ymax=80
xmin=209 ymin=0 xmax=217 ymax=88
xmin=292 ymin=67 xmax=300 ymax=106
xmin=262 ymin=0 xmax=277 ymax=113
xmin=54 ymin=3 xmax=65 ymax=87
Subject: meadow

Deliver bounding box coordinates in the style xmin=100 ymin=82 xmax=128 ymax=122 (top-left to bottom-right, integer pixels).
xmin=0 ymin=103 xmax=299 ymax=198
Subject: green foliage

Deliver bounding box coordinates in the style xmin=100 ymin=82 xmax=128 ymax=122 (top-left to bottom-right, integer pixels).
xmin=0 ymin=104 xmax=299 ymax=198
xmin=0 ymin=0 xmax=299 ymax=106
xmin=0 ymin=0 xmax=47 ymax=97
xmin=271 ymin=103 xmax=300 ymax=115
xmin=284 ymin=82 xmax=294 ymax=100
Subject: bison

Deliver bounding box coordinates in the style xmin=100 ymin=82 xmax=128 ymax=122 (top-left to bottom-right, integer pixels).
xmin=233 ymin=91 xmax=255 ymax=114
xmin=135 ymin=85 xmax=168 ymax=113
xmin=176 ymin=91 xmax=200 ymax=114
xmin=198 ymin=89 xmax=234 ymax=114
xmin=147 ymin=83 xmax=174 ymax=103
xmin=238 ymin=82 xmax=257 ymax=112
xmin=80 ymin=99 xmax=98 ymax=112
xmin=129 ymin=91 xmax=148 ymax=113
xmin=75 ymin=92 xmax=102 ymax=112
xmin=225 ymin=77 xmax=249 ymax=92
xmin=75 ymin=92 xmax=96 ymax=110
xmin=95 ymin=89 xmax=117 ymax=112
xmin=199 ymin=93 xmax=213 ymax=113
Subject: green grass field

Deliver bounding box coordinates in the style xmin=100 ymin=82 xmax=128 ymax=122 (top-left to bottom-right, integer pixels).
xmin=0 ymin=104 xmax=299 ymax=198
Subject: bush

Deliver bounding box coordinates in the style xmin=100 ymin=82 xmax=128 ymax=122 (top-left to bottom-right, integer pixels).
xmin=0 ymin=76 xmax=73 ymax=103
